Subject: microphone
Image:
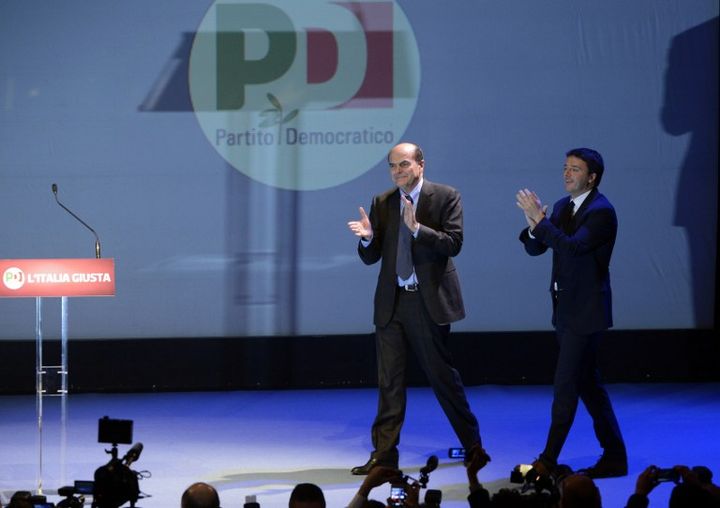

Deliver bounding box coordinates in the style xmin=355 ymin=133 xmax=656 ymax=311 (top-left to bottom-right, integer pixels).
xmin=420 ymin=455 xmax=438 ymax=475
xmin=417 ymin=454 xmax=438 ymax=488
xmin=122 ymin=442 xmax=143 ymax=467
xmin=51 ymin=183 xmax=102 ymax=258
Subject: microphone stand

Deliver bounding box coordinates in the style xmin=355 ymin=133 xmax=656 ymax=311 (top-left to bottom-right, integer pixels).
xmin=51 ymin=183 xmax=102 ymax=258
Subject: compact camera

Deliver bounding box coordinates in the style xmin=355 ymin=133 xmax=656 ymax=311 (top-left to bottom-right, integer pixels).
xmin=448 ymin=447 xmax=465 ymax=459
xmin=388 ymin=483 xmax=407 ymax=507
xmin=656 ymin=467 xmax=680 ymax=483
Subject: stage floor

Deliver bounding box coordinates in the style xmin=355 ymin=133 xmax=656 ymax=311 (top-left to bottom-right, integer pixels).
xmin=1 ymin=383 xmax=718 ymax=507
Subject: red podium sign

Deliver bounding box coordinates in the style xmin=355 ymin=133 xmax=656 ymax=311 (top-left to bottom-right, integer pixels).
xmin=0 ymin=258 xmax=115 ymax=297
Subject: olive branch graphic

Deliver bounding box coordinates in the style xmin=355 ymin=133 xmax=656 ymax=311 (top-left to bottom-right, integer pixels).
xmin=259 ymin=93 xmax=298 ymax=132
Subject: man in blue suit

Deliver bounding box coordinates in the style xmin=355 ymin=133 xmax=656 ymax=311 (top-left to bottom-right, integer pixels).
xmin=516 ymin=147 xmax=627 ymax=478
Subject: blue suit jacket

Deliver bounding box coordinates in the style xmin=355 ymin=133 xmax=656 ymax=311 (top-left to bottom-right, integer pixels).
xmin=519 ymin=188 xmax=617 ymax=335
xmin=358 ymin=180 xmax=466 ymax=327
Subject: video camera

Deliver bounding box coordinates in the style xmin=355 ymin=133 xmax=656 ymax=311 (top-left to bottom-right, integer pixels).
xmin=9 ymin=418 xmax=148 ymax=508
xmin=509 ymin=462 xmax=572 ymax=502
xmin=90 ymin=416 xmax=146 ymax=508
xmin=389 ymin=455 xmax=442 ymax=507
xmin=54 ymin=482 xmax=94 ymax=508
xmin=8 ymin=480 xmax=93 ymax=508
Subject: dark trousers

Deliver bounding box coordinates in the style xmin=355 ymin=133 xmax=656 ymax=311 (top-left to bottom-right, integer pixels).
xmin=539 ymin=327 xmax=626 ymax=466
xmin=370 ymin=290 xmax=480 ymax=462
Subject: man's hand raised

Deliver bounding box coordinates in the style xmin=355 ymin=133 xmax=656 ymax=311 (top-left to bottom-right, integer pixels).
xmin=348 ymin=207 xmax=373 ymax=241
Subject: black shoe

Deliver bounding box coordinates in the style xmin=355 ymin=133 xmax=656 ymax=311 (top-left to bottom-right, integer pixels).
xmin=577 ymin=455 xmax=628 ymax=479
xmin=463 ymin=444 xmax=491 ymax=467
xmin=351 ymin=457 xmax=397 ymax=475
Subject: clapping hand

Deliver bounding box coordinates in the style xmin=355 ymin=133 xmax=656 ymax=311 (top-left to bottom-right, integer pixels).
xmin=348 ymin=207 xmax=373 ymax=240
xmin=516 ymin=189 xmax=548 ymax=229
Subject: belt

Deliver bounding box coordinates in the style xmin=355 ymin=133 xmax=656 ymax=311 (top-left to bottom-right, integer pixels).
xmin=399 ymin=283 xmax=419 ymax=292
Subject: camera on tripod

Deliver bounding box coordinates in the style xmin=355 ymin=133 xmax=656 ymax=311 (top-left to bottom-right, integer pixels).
xmin=90 ymin=416 xmax=145 ymax=508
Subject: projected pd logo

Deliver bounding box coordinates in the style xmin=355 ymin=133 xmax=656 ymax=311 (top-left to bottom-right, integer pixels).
xmin=189 ymin=0 xmax=420 ymax=190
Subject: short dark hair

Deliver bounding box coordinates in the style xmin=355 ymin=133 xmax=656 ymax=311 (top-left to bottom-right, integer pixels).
xmin=566 ymin=147 xmax=604 ymax=188
xmin=289 ymin=483 xmax=326 ymax=508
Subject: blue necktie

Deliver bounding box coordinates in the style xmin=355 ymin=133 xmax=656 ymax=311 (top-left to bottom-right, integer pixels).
xmin=396 ymin=194 xmax=414 ymax=279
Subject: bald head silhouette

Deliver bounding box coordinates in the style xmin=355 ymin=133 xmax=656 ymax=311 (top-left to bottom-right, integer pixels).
xmin=559 ymin=474 xmax=601 ymax=508
xmin=181 ymin=482 xmax=220 ymax=508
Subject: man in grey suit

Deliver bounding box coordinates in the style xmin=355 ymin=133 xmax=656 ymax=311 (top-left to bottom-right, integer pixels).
xmin=516 ymin=147 xmax=627 ymax=479
xmin=347 ymin=142 xmax=486 ymax=475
